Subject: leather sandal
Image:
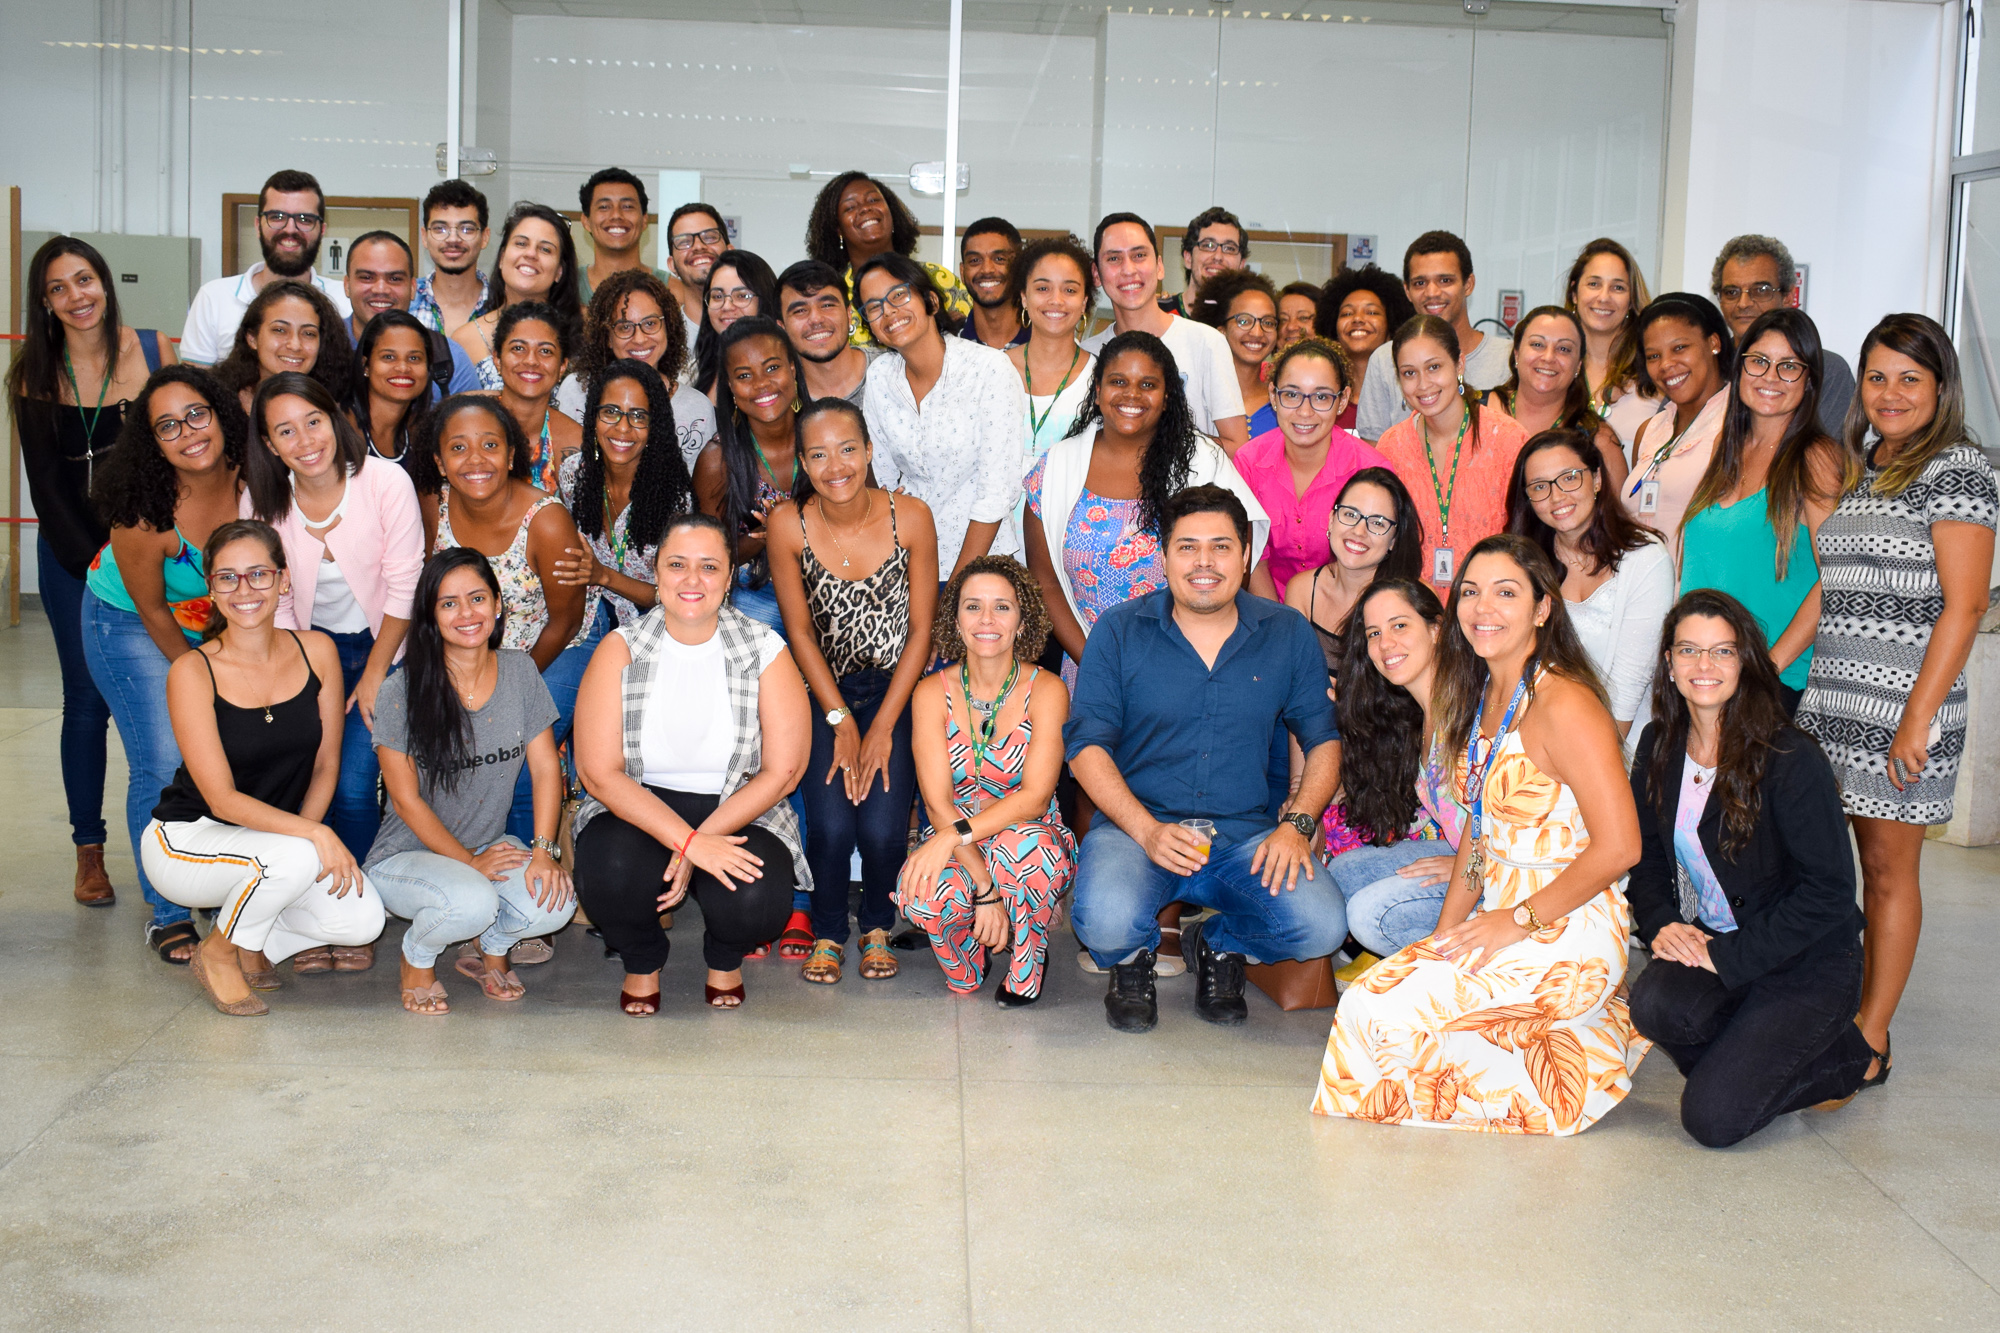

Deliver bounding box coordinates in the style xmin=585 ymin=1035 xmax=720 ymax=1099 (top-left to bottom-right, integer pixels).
xmin=858 ymin=928 xmax=899 ymax=980
xmin=73 ymin=845 xmax=115 ymax=907
xmin=704 ymin=981 xmax=746 ymax=1008
xmin=454 ymin=953 xmax=525 ymax=1001
xmin=146 ymin=920 xmax=200 ymax=966
xmin=619 ymin=988 xmax=661 ymax=1016
xmin=802 ymin=939 xmax=844 ymax=984
xmin=240 ymin=961 xmax=284 ymax=992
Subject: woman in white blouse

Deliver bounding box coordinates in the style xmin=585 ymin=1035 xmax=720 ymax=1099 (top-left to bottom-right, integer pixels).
xmin=1506 ymin=427 xmax=1673 ymax=742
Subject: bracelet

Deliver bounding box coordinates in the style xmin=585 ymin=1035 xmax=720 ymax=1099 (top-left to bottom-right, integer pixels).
xmin=678 ymin=827 xmax=698 ymax=858
xmin=973 ymin=892 xmax=1002 ymax=906
xmin=529 ymin=835 xmax=561 ymax=862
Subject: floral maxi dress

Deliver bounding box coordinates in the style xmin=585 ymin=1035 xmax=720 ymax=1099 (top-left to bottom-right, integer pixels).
xmin=1311 ymin=731 xmax=1649 ymax=1135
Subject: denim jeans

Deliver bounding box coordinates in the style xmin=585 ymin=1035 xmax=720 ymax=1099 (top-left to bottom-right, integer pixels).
xmin=368 ymin=837 xmax=578 ymax=968
xmin=731 ymin=568 xmax=786 ymax=637
xmin=506 ymin=600 xmax=607 ymax=843
xmin=803 ymin=667 xmax=915 ymax=943
xmin=1629 ymin=929 xmax=1874 ymax=1148
xmin=323 ymin=627 xmax=383 ymax=861
xmin=1071 ymin=818 xmax=1347 ymax=968
xmin=39 ymin=537 xmax=111 ymax=846
xmin=80 ymin=590 xmax=186 ymax=925
xmin=1326 ymin=839 xmax=1455 ymax=958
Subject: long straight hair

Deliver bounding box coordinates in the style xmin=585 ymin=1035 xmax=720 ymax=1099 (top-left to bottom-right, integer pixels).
xmin=1336 ymin=578 xmax=1445 ymax=844
xmin=244 ymin=371 xmax=370 ymax=522
xmin=693 ymin=249 xmax=781 ymax=395
xmin=349 ymin=309 xmax=437 ymax=463
xmin=1390 ymin=314 xmax=1482 ymax=448
xmin=1563 ymin=238 xmax=1653 ymax=397
xmin=1432 ymin=533 xmax=1609 ymax=765
xmin=1506 ymin=428 xmax=1654 ymax=577
xmin=711 ymin=317 xmax=807 ymax=588
xmin=1850 ymin=312 xmax=1976 ymax=498
xmin=401 ymin=548 xmax=506 ymax=796
xmin=6 ymin=236 xmax=125 ymax=404
xmin=1329 ymin=466 xmax=1425 ymax=587
xmin=475 ymin=202 xmax=583 ymax=343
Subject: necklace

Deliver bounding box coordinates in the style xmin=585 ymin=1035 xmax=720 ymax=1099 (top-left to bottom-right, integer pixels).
xmin=1025 ymin=344 xmax=1084 ymax=440
xmin=62 ymin=346 xmax=116 ymax=487
xmin=817 ymin=491 xmax=872 ymax=569
xmin=960 ymin=657 xmax=1020 ymax=773
xmin=451 ymin=653 xmax=493 ymax=704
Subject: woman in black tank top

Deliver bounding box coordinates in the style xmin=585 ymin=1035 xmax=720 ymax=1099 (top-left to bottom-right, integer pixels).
xmin=143 ymin=520 xmax=385 ymax=1016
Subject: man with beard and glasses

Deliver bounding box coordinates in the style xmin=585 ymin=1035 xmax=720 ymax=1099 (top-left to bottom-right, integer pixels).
xmin=665 ymin=203 xmax=730 ymax=356
xmin=776 ymin=260 xmax=879 ymax=410
xmin=1161 ymin=206 xmax=1249 ymax=322
xmin=343 ymin=230 xmax=482 ymax=397
xmin=577 ymin=167 xmax=674 ymax=307
xmin=181 ymin=169 xmax=352 ymax=365
xmin=410 ymin=179 xmax=490 ymax=338
xmin=958 ymin=217 xmax=1027 ymax=351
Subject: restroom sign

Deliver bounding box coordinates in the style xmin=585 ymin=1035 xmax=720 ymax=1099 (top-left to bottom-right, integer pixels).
xmin=1499 ymin=290 xmax=1524 ymax=330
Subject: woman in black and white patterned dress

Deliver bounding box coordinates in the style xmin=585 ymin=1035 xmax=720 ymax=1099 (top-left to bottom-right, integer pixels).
xmin=1796 ymin=313 xmax=1998 ymax=1091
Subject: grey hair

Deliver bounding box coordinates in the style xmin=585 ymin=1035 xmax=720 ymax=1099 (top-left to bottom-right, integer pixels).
xmin=1710 ymin=234 xmax=1796 ymax=297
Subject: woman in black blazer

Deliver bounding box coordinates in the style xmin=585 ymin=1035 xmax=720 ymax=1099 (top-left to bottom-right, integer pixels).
xmin=1626 ymin=588 xmax=1877 ymax=1148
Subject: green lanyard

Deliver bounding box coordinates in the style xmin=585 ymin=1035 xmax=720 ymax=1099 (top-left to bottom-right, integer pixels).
xmin=1419 ymin=408 xmax=1471 ymax=541
xmin=960 ymin=657 xmax=1020 ymax=774
xmin=1025 ymin=345 xmax=1083 ymax=441
xmin=62 ymin=348 xmax=114 ymax=445
xmin=603 ymin=493 xmax=631 ymax=573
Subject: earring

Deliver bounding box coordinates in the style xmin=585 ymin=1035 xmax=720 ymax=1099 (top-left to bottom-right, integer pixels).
xmin=1457 ymin=376 xmax=1466 ymax=395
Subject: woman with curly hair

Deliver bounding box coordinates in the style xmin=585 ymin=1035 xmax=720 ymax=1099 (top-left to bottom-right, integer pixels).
xmin=1315 ymin=265 xmax=1414 ymax=432
xmin=1193 ymin=268 xmax=1282 ymax=437
xmin=452 ymin=202 xmax=583 ymax=390
xmin=211 ymin=279 xmax=352 ymax=417
xmin=81 ymin=365 xmax=249 ymax=963
xmin=896 ymin=555 xmax=1074 ymax=1005
xmin=555 ymin=266 xmax=716 ymax=469
xmin=1004 ymin=234 xmax=1098 ymax=467
xmin=803 ymin=171 xmax=971 ymax=346
xmin=479 ymin=300 xmax=580 ymax=494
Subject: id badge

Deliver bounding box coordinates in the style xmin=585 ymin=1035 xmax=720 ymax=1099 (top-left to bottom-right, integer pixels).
xmin=1637 ymin=479 xmax=1660 ymax=515
xmin=1432 ymin=546 xmax=1454 ymax=584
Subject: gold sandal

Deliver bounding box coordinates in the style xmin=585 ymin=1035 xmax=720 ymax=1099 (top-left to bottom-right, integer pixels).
xmin=802 ymin=939 xmax=844 ymax=985
xmin=858 ymin=928 xmax=899 ymax=980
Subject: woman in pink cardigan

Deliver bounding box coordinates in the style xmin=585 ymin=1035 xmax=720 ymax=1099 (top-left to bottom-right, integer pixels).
xmin=242 ymin=373 xmax=423 ymax=971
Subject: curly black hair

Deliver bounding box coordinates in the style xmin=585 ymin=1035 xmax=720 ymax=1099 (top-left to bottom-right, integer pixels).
xmin=569 ymin=358 xmax=692 ymax=556
xmin=91 ymin=365 xmax=249 ymax=531
xmin=577 ymin=267 xmax=690 ymax=389
xmin=1315 ymin=264 xmax=1416 ymax=346
xmin=211 ymin=279 xmax=354 ymax=406
xmin=1066 ymin=329 xmax=1199 ymax=536
xmin=408 ymin=393 xmax=532 ymax=497
xmin=931 ymin=554 xmax=1050 ymax=665
xmin=1002 ymin=233 xmax=1097 ymax=326
xmin=1335 ymin=577 xmax=1445 ymax=845
xmin=1190 ymin=267 xmax=1278 ymax=330
xmin=804 ymin=170 xmax=921 ymax=271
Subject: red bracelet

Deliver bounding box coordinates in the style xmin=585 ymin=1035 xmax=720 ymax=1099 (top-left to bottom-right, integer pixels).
xmin=678 ymin=828 xmax=698 ymax=858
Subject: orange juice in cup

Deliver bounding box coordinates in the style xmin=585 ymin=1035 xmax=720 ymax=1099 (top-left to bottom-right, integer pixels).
xmin=1178 ymin=818 xmax=1215 ymax=858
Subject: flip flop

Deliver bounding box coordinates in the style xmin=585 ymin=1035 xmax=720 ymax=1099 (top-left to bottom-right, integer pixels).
xmin=400 ymin=981 xmax=449 ymax=1015
xmin=454 ymin=953 xmax=525 ymax=1000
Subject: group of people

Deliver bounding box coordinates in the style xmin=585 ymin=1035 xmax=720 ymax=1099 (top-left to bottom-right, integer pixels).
xmin=12 ymin=164 xmax=1994 ymax=1150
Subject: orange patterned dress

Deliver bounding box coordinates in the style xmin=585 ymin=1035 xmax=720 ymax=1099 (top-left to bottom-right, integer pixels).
xmin=1311 ymin=730 xmax=1649 ymax=1135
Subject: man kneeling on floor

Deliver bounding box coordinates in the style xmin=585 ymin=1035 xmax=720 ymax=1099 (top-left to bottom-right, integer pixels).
xmin=1065 ymin=484 xmax=1346 ymax=1032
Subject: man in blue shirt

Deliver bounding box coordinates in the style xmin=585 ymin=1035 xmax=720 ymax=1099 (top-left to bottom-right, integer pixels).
xmin=1066 ymin=485 xmax=1345 ymax=1032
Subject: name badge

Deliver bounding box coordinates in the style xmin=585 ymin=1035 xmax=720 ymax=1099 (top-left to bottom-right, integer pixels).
xmin=1432 ymin=546 xmax=1454 ymax=584
xmin=1637 ymin=479 xmax=1660 ymax=515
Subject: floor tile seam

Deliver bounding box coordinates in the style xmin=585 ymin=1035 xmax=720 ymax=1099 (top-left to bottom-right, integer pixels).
xmin=0 ymin=992 xmax=199 ymax=1177
xmin=1804 ymin=1114 xmax=2000 ymax=1294
xmin=91 ymin=1052 xmax=970 ymax=1084
xmin=956 ymin=997 xmax=976 ymax=1332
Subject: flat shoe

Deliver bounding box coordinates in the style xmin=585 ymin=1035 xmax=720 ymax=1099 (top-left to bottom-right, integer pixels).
xmin=292 ymin=946 xmax=334 ymax=975
xmin=189 ymin=945 xmax=269 ymax=1017
xmin=241 ymin=965 xmax=284 ymax=992
xmin=330 ymin=943 xmax=375 ymax=972
xmin=508 ymin=937 xmax=554 ymax=966
xmin=401 ymin=981 xmax=449 ymax=1015
xmin=454 ymin=954 xmax=525 ymax=1000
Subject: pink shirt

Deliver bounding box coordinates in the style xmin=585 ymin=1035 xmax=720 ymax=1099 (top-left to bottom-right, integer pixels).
xmin=243 ymin=454 xmax=425 ymax=647
xmin=1234 ymin=426 xmax=1389 ymax=595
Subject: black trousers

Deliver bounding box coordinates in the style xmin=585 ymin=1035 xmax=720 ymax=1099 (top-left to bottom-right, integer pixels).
xmin=574 ymin=786 xmax=796 ymax=974
xmin=1628 ymin=929 xmax=1872 ymax=1148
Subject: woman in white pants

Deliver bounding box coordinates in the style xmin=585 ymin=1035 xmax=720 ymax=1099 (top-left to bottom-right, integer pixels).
xmin=144 ymin=519 xmax=384 ymax=1016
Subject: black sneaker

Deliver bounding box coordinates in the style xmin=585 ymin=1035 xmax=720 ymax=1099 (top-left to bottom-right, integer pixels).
xmin=1184 ymin=919 xmax=1247 ymax=1026
xmin=1104 ymin=949 xmax=1158 ymax=1032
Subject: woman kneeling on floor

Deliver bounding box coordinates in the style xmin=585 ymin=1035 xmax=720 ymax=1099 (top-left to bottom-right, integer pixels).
xmin=1626 ymin=589 xmax=1874 ymax=1147
xmin=144 ymin=519 xmax=386 ymax=1016
xmin=571 ymin=513 xmax=811 ymax=1013
xmin=896 ymin=557 xmax=1076 ymax=1005
xmin=365 ymin=548 xmax=576 ymax=1014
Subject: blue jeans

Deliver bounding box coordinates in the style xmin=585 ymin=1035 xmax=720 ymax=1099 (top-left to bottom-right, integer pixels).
xmin=803 ymin=668 xmax=915 ymax=943
xmin=506 ymin=601 xmax=607 ymax=842
xmin=324 ymin=628 xmax=383 ymax=861
xmin=39 ymin=537 xmax=111 ymax=846
xmin=79 ymin=590 xmax=186 ymax=925
xmin=368 ymin=837 xmax=578 ymax=968
xmin=1071 ymin=819 xmax=1347 ymax=968
xmin=731 ymin=568 xmax=786 ymax=637
xmin=1326 ymin=839 xmax=1455 ymax=958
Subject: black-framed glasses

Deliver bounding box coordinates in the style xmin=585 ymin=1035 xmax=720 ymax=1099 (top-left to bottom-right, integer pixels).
xmin=1742 ymin=352 xmax=1807 ymax=382
xmin=1194 ymin=238 xmax=1242 ymax=256
xmin=670 ymin=227 xmax=726 ymax=251
xmin=1228 ymin=313 xmax=1279 ymax=333
xmin=1525 ymin=467 xmax=1590 ymax=502
xmin=260 ymin=209 xmax=323 ymax=230
xmin=1274 ymin=386 xmax=1341 ymax=412
xmin=859 ymin=283 xmax=916 ymax=321
xmin=207 ymin=567 xmax=279 ymax=593
xmin=426 ymin=221 xmax=482 ymax=239
xmin=1672 ymin=643 xmax=1738 ymax=662
xmin=153 ymin=404 xmax=214 ymax=442
xmin=610 ymin=314 xmax=667 ymax=339
xmin=1332 ymin=505 xmax=1394 ymax=536
xmin=1717 ymin=282 xmax=1781 ymax=303
xmin=595 ymin=404 xmax=652 ymax=429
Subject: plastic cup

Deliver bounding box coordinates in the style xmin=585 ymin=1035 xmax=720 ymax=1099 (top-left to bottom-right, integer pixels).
xmin=1178 ymin=818 xmax=1215 ymax=857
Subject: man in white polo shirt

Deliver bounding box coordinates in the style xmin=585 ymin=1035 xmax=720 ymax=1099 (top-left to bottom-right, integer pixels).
xmin=1081 ymin=212 xmax=1247 ymax=454
xmin=180 ymin=168 xmax=352 ymax=365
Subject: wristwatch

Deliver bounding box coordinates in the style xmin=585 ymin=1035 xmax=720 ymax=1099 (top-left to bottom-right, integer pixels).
xmin=529 ymin=836 xmax=562 ymax=863
xmin=1280 ymin=811 xmax=1316 ymax=840
xmin=954 ymin=817 xmax=976 ymax=846
xmin=1513 ymin=900 xmax=1544 ymax=932
xmin=825 ymin=706 xmax=853 ymax=726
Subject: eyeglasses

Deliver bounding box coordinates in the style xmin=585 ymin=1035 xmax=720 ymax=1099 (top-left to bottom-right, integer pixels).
xmin=610 ymin=314 xmax=666 ymax=340
xmin=1525 ymin=467 xmax=1590 ymax=502
xmin=859 ymin=283 xmax=917 ymax=321
xmin=707 ymin=286 xmax=756 ymax=310
xmin=207 ymin=567 xmax=279 ymax=593
xmin=671 ymin=227 xmax=726 ymax=251
xmin=260 ymin=210 xmax=323 ymax=230
xmin=1717 ymin=282 xmax=1781 ymax=303
xmin=1672 ymin=643 xmax=1738 ymax=662
xmin=595 ymin=404 xmax=651 ymax=429
xmin=1193 ymin=238 xmax=1242 ymax=257
xmin=153 ymin=404 xmax=214 ymax=442
xmin=1742 ymin=352 xmax=1807 ymax=382
xmin=426 ymin=221 xmax=482 ymax=239
xmin=1274 ymin=386 xmax=1342 ymax=412
xmin=1332 ymin=505 xmax=1395 ymax=536
xmin=1228 ymin=313 xmax=1279 ymax=333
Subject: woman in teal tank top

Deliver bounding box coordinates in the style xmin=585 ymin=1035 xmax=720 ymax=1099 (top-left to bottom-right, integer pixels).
xmin=1677 ymin=309 xmax=1854 ymax=712
xmin=79 ymin=366 xmax=248 ymax=961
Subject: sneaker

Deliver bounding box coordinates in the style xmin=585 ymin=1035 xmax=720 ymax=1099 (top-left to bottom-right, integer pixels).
xmin=1155 ymin=925 xmax=1187 ymax=978
xmin=1077 ymin=946 xmax=1104 ymax=975
xmin=1183 ymin=919 xmax=1247 ymax=1026
xmin=1104 ymin=949 xmax=1159 ymax=1033
xmin=1333 ymin=950 xmax=1380 ymax=994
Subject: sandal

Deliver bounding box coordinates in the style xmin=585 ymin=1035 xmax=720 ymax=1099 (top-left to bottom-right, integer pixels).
xmin=331 ymin=943 xmax=375 ymax=972
xmin=508 ymin=937 xmax=554 ymax=966
xmin=188 ymin=942 xmax=269 ymax=1017
xmin=858 ymin=928 xmax=899 ymax=980
xmin=776 ymin=911 xmax=815 ymax=960
xmin=146 ymin=920 xmax=200 ymax=966
xmin=401 ymin=981 xmax=449 ymax=1015
xmin=705 ymin=981 xmax=746 ymax=1008
xmin=744 ymin=942 xmax=771 ymax=961
xmin=1816 ymin=1030 xmax=1891 ymax=1110
xmin=802 ymin=939 xmax=844 ymax=985
xmin=241 ymin=961 xmax=284 ymax=992
xmin=454 ymin=954 xmax=526 ymax=1001
xmin=619 ymin=988 xmax=661 ymax=1016
xmin=292 ymin=946 xmax=334 ymax=975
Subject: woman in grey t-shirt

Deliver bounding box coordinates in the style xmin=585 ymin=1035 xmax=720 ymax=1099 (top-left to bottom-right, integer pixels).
xmin=365 ymin=548 xmax=574 ymax=1014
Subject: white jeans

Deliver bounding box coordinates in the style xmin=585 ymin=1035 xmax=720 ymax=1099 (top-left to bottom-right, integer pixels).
xmin=142 ymin=818 xmax=386 ymax=961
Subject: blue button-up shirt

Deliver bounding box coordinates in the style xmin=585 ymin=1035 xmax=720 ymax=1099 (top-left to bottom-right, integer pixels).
xmin=1064 ymin=588 xmax=1338 ymax=845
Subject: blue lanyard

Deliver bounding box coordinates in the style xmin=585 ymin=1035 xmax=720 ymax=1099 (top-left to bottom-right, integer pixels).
xmin=1464 ymin=674 xmax=1529 ymax=842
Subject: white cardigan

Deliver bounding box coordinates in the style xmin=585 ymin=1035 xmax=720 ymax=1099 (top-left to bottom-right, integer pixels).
xmin=1028 ymin=424 xmax=1270 ymax=622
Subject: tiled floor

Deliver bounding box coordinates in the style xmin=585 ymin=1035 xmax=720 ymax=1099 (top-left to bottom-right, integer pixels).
xmin=2 ymin=606 xmax=1996 ymax=1330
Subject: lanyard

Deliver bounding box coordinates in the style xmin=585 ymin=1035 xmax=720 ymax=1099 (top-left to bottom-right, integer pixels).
xmin=1628 ymin=408 xmax=1699 ymax=498
xmin=1419 ymin=408 xmax=1471 ymax=540
xmin=1464 ymin=673 xmax=1529 ymax=843
xmin=62 ymin=348 xmax=115 ymax=478
xmin=604 ymin=494 xmax=631 ymax=573
xmin=1025 ymin=345 xmax=1083 ymax=440
xmin=960 ymin=657 xmax=1019 ymax=775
